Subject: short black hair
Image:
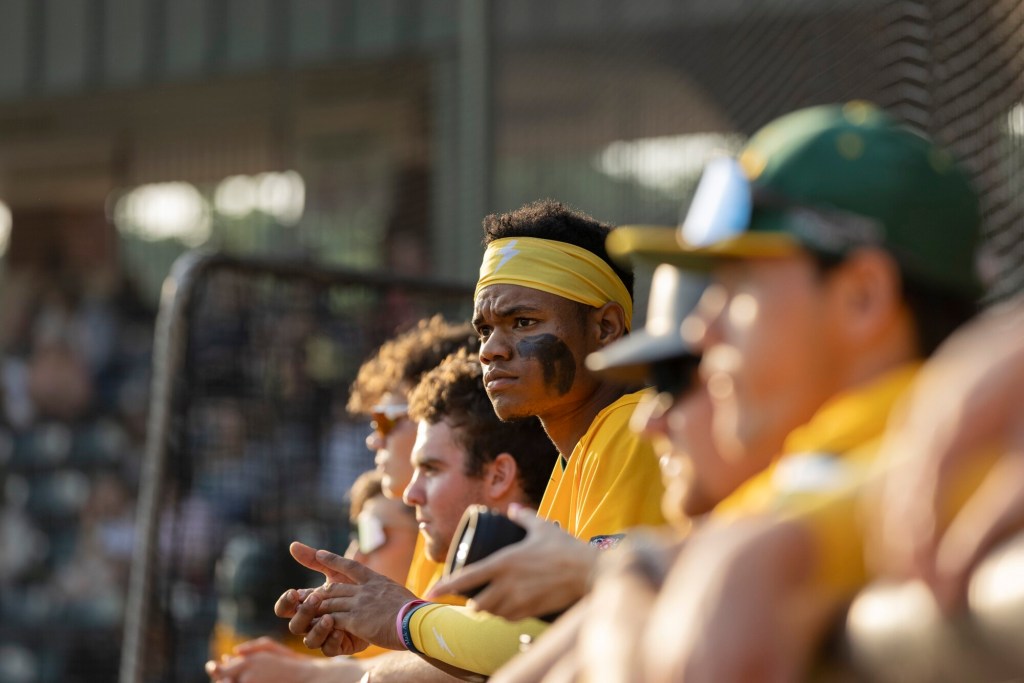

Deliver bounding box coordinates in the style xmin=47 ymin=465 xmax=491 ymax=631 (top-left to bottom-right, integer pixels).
xmin=482 ymin=199 xmax=635 ymax=303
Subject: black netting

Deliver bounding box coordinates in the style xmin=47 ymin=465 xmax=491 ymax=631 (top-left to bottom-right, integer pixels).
xmin=121 ymin=255 xmax=471 ymax=683
xmin=491 ymin=0 xmax=1024 ymax=303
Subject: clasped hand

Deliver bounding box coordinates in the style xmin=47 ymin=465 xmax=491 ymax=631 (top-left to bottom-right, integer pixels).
xmin=274 ymin=541 xmax=416 ymax=656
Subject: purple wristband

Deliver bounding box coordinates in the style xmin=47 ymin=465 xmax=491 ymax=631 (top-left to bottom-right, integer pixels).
xmin=395 ymin=599 xmax=429 ymax=649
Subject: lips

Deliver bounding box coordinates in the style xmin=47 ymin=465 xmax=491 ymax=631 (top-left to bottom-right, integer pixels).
xmin=483 ymin=368 xmax=517 ymax=391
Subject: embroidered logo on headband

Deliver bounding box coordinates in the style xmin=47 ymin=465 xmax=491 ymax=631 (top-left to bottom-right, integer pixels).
xmin=493 ymin=240 xmax=521 ymax=273
xmin=475 ymin=236 xmax=633 ymax=330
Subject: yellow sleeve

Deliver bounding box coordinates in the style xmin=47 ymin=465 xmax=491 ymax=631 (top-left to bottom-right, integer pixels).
xmin=407 ymin=604 xmax=548 ymax=675
xmin=780 ymin=489 xmax=866 ymax=595
xmin=573 ymin=404 xmax=666 ymax=541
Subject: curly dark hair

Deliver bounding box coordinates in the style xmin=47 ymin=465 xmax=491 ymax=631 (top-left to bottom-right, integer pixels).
xmin=347 ymin=315 xmax=479 ymax=415
xmin=408 ymin=348 xmax=555 ymax=506
xmin=482 ymin=199 xmax=635 ymax=303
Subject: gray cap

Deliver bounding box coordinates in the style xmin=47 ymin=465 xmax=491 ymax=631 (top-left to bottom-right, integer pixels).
xmin=586 ymin=263 xmax=704 ymax=385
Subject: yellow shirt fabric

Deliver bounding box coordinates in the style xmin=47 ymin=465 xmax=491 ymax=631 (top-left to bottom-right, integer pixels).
xmin=209 ymin=622 xmax=315 ymax=660
xmin=405 ymin=533 xmax=467 ymax=606
xmin=404 ymin=534 xmax=444 ymax=598
xmin=713 ymin=364 xmax=919 ymax=595
xmin=538 ymin=390 xmax=667 ymax=541
xmin=410 ymin=391 xmax=667 ymax=675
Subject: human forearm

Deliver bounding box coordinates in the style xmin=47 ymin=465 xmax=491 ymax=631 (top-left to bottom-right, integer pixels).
xmin=490 ymin=598 xmax=589 ymax=683
xmin=360 ymin=651 xmax=465 ymax=683
xmin=642 ymin=517 xmax=844 ymax=682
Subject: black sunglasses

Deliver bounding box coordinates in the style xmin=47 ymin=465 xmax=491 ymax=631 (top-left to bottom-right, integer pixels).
xmin=648 ymin=354 xmax=701 ymax=398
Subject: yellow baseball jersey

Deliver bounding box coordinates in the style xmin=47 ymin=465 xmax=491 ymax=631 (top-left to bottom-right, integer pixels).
xmin=538 ymin=390 xmax=667 ymax=544
xmin=404 ymin=534 xmax=442 ymax=598
xmin=404 ymin=533 xmax=466 ymax=605
xmin=713 ymin=364 xmax=920 ymax=594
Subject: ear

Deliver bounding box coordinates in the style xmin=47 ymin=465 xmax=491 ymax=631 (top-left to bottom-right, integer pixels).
xmin=592 ymin=301 xmax=628 ymax=348
xmin=828 ymin=248 xmax=904 ymax=345
xmin=482 ymin=452 xmax=519 ymax=504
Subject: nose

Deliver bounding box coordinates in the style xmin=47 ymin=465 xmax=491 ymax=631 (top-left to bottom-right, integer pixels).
xmin=478 ymin=330 xmax=512 ymax=365
xmin=366 ymin=430 xmax=384 ymax=452
xmin=403 ymin=471 xmax=424 ymax=507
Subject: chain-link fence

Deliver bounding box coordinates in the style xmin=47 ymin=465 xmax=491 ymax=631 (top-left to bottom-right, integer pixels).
xmin=118 ymin=252 xmax=471 ymax=683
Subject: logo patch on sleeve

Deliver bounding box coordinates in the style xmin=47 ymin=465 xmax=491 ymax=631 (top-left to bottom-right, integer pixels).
xmin=588 ymin=534 xmax=625 ymax=550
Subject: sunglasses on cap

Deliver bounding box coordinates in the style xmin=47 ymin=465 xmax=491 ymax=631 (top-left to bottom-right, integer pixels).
xmin=681 ymin=156 xmax=883 ymax=255
xmin=370 ymin=403 xmax=408 ymax=438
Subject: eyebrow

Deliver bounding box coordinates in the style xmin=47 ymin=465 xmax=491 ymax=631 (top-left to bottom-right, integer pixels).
xmin=472 ymin=304 xmax=543 ymax=328
xmin=412 ymin=454 xmax=446 ymax=469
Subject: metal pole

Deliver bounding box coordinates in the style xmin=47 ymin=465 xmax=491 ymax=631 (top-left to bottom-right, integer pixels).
xmin=454 ymin=0 xmax=493 ymax=284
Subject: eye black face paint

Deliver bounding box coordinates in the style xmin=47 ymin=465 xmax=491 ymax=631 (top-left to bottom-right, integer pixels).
xmin=517 ymin=334 xmax=576 ymax=395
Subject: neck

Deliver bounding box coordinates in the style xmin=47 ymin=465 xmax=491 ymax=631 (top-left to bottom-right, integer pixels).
xmin=840 ymin=313 xmax=919 ymax=391
xmin=538 ymin=382 xmax=628 ymax=459
xmin=492 ymin=492 xmax=530 ymax=515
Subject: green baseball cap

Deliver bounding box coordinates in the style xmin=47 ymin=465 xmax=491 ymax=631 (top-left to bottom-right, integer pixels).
xmin=608 ymin=102 xmax=983 ymax=298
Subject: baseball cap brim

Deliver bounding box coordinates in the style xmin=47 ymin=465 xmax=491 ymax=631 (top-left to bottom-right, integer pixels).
xmin=585 ymin=328 xmax=695 ymax=385
xmin=606 ymin=225 xmax=802 ymax=270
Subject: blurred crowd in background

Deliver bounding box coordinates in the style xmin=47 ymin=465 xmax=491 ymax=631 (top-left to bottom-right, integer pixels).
xmin=0 ymin=267 xmax=154 ymax=681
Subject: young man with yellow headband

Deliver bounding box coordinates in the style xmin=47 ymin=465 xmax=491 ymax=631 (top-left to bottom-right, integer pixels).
xmin=401 ymin=201 xmax=666 ymax=674
xmin=423 ymin=202 xmax=667 ymax=606
xmin=275 ymin=201 xmax=668 ymax=679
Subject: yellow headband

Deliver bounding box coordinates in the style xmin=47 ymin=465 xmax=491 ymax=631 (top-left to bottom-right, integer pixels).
xmin=475 ymin=236 xmax=633 ymax=331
